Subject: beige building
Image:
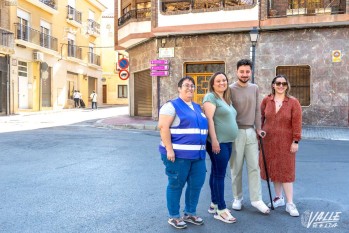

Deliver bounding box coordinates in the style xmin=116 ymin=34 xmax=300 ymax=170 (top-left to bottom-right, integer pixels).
xmin=0 ymin=0 xmax=15 ymax=115
xmin=6 ymin=0 xmax=106 ymax=113
xmin=115 ymin=0 xmax=349 ymax=126
xmin=101 ymin=14 xmax=128 ymax=105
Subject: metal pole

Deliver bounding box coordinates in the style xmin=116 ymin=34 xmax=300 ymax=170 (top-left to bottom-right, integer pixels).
xmin=6 ymin=55 xmax=10 ymax=115
xmin=259 ymin=136 xmax=274 ymax=210
xmin=251 ymin=44 xmax=256 ymax=84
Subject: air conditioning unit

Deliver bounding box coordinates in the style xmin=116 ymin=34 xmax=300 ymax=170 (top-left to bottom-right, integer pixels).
xmin=68 ymin=14 xmax=74 ymax=20
xmin=33 ymin=51 xmax=44 ymax=62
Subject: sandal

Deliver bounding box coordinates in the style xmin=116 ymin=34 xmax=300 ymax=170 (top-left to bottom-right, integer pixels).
xmin=208 ymin=202 xmax=217 ymax=214
xmin=214 ymin=209 xmax=237 ymax=224
xmin=183 ymin=214 xmax=204 ymax=225
xmin=168 ymin=218 xmax=187 ymax=229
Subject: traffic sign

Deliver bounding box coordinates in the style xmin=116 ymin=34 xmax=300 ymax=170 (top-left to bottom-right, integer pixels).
xmin=150 ymin=65 xmax=169 ymax=71
xmin=150 ymin=71 xmax=169 ymax=76
xmin=118 ymin=58 xmax=129 ymax=69
xmin=150 ymin=59 xmax=169 ymax=65
xmin=119 ymin=69 xmax=130 ymax=80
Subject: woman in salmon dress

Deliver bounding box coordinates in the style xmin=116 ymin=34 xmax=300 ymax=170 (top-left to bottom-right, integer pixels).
xmin=259 ymin=75 xmax=302 ymax=217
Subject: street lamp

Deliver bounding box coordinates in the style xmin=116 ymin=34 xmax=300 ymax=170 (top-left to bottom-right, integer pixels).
xmin=249 ymin=27 xmax=259 ymax=83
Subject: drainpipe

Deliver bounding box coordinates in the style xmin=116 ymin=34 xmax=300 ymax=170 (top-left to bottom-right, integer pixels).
xmin=6 ymin=55 xmax=10 ymax=115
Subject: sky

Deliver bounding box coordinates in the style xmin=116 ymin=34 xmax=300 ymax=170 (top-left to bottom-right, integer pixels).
xmin=100 ymin=0 xmax=114 ymax=14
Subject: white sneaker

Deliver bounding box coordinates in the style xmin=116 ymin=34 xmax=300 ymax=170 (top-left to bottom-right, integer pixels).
xmin=251 ymin=200 xmax=270 ymax=214
xmin=268 ymin=196 xmax=285 ymax=208
xmin=286 ymin=203 xmax=299 ymax=217
xmin=232 ymin=198 xmax=243 ymax=210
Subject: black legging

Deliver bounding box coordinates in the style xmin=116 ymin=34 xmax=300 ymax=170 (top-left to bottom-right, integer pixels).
xmin=74 ymin=98 xmax=80 ymax=108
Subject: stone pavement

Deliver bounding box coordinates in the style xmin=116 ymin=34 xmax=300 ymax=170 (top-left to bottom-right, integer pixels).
xmin=96 ymin=114 xmax=349 ymax=141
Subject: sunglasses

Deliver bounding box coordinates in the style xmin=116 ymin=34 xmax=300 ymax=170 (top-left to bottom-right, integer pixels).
xmin=275 ymin=82 xmax=288 ymax=87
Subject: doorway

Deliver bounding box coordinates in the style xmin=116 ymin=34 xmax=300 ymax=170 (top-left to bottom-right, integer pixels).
xmin=184 ymin=61 xmax=225 ymax=105
xmin=18 ymin=61 xmax=28 ymax=109
xmin=102 ymin=85 xmax=107 ymax=103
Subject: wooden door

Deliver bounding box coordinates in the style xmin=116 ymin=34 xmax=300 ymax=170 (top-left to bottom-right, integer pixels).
xmin=102 ymin=85 xmax=107 ymax=103
xmin=186 ymin=73 xmax=212 ymax=105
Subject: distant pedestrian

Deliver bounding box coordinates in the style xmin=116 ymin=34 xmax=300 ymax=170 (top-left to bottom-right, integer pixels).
xmin=158 ymin=76 xmax=208 ymax=229
xmin=259 ymin=75 xmax=302 ymax=217
xmin=78 ymin=91 xmax=85 ymax=108
xmin=229 ymin=59 xmax=270 ymax=214
xmin=203 ymin=72 xmax=238 ymax=223
xmin=73 ymin=90 xmax=80 ymax=108
xmin=90 ymin=91 xmax=97 ymax=109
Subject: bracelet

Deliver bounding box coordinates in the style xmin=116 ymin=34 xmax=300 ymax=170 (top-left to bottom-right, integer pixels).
xmin=293 ymin=141 xmax=299 ymax=144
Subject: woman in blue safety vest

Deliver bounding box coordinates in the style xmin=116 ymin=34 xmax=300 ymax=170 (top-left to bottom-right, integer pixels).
xmin=158 ymin=76 xmax=208 ymax=229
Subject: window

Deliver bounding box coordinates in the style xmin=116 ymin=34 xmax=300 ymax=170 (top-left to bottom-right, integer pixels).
xmin=118 ymin=85 xmax=128 ymax=98
xmin=276 ymin=65 xmax=310 ymax=106
xmin=122 ymin=5 xmax=131 ymax=15
xmin=18 ymin=61 xmax=28 ymax=77
xmin=185 ymin=62 xmax=225 ymax=73
xmin=40 ymin=20 xmax=51 ymax=48
xmin=17 ymin=9 xmax=30 ymax=41
xmin=68 ymin=39 xmax=75 ymax=57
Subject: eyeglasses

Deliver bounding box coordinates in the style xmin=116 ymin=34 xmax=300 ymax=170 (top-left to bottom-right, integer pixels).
xmin=275 ymin=82 xmax=288 ymax=87
xmin=182 ymin=84 xmax=196 ymax=89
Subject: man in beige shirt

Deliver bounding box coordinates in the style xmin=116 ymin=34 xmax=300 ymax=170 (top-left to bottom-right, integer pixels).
xmin=229 ymin=59 xmax=270 ymax=214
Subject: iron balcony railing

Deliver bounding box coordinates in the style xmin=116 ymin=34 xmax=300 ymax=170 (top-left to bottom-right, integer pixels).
xmin=0 ymin=28 xmax=14 ymax=48
xmin=67 ymin=44 xmax=82 ymax=59
xmin=67 ymin=5 xmax=82 ymax=24
xmin=87 ymin=19 xmax=100 ymax=35
xmin=118 ymin=8 xmax=151 ymax=26
xmin=15 ymin=23 xmax=58 ymax=51
xmin=268 ymin=0 xmax=346 ymax=18
xmin=39 ymin=0 xmax=58 ymax=10
xmin=88 ymin=52 xmax=100 ymax=66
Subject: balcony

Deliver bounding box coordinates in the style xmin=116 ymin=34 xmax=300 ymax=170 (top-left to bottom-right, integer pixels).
xmin=88 ymin=52 xmax=101 ymax=66
xmin=118 ymin=8 xmax=151 ymax=27
xmin=268 ymin=0 xmax=346 ymax=18
xmin=87 ymin=19 xmax=100 ymax=37
xmin=161 ymin=0 xmax=254 ymax=14
xmin=66 ymin=5 xmax=82 ymax=27
xmin=25 ymin=0 xmax=58 ymax=14
xmin=15 ymin=23 xmax=58 ymax=51
xmin=0 ymin=28 xmax=15 ymax=54
xmin=67 ymin=45 xmax=82 ymax=60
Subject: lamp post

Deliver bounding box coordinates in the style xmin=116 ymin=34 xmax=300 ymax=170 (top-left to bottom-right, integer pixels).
xmin=249 ymin=27 xmax=259 ymax=83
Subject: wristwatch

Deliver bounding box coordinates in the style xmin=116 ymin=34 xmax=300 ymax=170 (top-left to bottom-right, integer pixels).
xmin=293 ymin=141 xmax=299 ymax=144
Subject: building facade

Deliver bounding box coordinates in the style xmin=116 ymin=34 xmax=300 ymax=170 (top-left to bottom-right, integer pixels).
xmin=101 ymin=14 xmax=128 ymax=105
xmin=0 ymin=0 xmax=15 ymax=116
xmin=115 ymin=0 xmax=349 ymax=126
xmin=4 ymin=0 xmax=106 ymax=114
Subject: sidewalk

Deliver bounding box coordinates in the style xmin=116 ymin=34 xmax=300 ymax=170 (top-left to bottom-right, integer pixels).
xmin=96 ymin=115 xmax=349 ymax=141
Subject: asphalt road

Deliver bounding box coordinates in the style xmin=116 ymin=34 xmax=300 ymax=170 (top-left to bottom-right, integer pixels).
xmin=0 ymin=123 xmax=348 ymax=233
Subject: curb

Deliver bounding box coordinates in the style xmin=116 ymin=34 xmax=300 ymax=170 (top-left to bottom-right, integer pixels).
xmin=95 ymin=121 xmax=159 ymax=131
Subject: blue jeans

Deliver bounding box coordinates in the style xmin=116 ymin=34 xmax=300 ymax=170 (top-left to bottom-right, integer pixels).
xmin=161 ymin=154 xmax=206 ymax=218
xmin=206 ymin=141 xmax=232 ymax=210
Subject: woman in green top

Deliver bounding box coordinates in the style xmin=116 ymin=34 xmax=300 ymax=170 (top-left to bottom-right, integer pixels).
xmin=203 ymin=72 xmax=239 ymax=224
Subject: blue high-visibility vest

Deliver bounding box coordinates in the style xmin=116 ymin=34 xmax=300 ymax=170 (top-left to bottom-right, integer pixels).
xmin=159 ymin=97 xmax=208 ymax=159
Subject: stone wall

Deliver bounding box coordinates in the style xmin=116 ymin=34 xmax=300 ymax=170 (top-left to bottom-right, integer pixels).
xmin=257 ymin=27 xmax=349 ymax=126
xmin=128 ymin=27 xmax=349 ymax=126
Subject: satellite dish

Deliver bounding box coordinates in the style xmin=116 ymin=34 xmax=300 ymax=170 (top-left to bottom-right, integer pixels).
xmin=41 ymin=62 xmax=48 ymax=71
